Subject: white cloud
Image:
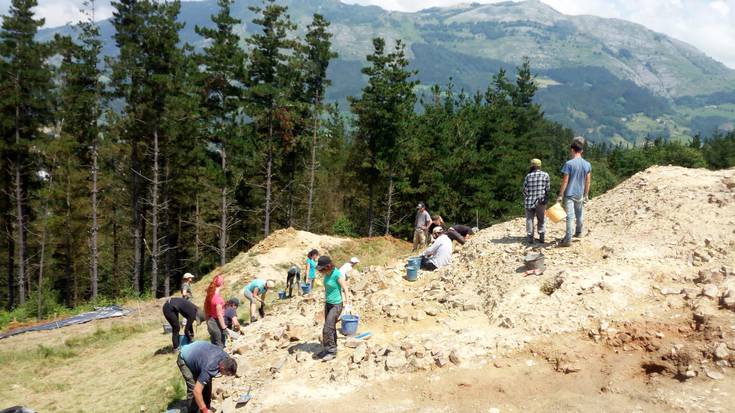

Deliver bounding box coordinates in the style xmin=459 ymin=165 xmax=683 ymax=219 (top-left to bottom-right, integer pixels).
xmin=1 ymin=0 xmax=734 ymax=68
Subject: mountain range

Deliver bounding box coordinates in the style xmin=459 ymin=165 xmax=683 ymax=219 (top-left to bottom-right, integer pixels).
xmin=38 ymin=0 xmax=735 ymax=143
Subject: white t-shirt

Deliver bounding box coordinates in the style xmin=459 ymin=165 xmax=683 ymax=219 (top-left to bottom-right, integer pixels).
xmin=423 ymin=234 xmax=452 ymax=268
xmin=339 ymin=262 xmax=353 ymax=279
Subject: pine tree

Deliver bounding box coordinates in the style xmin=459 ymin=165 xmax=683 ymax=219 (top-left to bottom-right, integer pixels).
xmin=303 ymin=13 xmax=337 ymax=231
xmin=245 ymin=0 xmax=299 ymax=237
xmin=349 ymin=38 xmax=417 ymax=236
xmin=0 ymin=0 xmax=53 ymax=305
xmin=195 ymin=0 xmax=247 ymax=266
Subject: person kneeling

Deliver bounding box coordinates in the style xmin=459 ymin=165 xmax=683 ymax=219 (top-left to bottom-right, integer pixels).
xmin=177 ymin=340 xmax=237 ymax=413
xmin=420 ymin=227 xmax=452 ymax=271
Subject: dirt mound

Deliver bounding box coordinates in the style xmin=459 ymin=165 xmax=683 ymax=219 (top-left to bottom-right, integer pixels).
xmin=195 ymin=228 xmax=349 ymax=296
xmin=209 ymin=166 xmax=735 ymax=412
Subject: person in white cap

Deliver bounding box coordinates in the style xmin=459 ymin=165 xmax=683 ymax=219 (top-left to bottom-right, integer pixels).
xmin=181 ymin=273 xmax=195 ymax=300
xmin=420 ymin=226 xmax=453 ymax=271
xmin=339 ymin=257 xmax=360 ymax=280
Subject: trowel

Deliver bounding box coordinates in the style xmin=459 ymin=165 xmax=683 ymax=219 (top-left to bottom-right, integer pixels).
xmin=236 ymin=385 xmax=252 ymax=406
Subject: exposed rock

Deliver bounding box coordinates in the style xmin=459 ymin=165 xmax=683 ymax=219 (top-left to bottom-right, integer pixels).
xmin=435 ymin=355 xmax=450 ymax=367
xmin=345 ymin=337 xmax=362 ymax=348
xmin=353 ymin=343 xmax=367 ymax=363
xmin=714 ymin=342 xmax=730 ymax=360
xmin=705 ymin=368 xmax=724 ymax=380
xmin=702 ymin=284 xmax=719 ymax=299
xmin=449 ymin=350 xmax=462 ymax=365
xmin=425 ymin=307 xmax=439 ymax=316
xmin=385 ymin=352 xmax=407 ymax=370
xmin=410 ymin=356 xmax=433 ymax=371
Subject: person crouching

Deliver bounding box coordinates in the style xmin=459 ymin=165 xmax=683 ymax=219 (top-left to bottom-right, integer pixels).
xmin=420 ymin=227 xmax=453 ymax=271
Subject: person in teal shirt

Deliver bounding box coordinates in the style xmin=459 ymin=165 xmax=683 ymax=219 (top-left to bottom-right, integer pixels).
xmin=314 ymin=256 xmax=350 ymax=362
xmin=304 ymin=249 xmax=319 ymax=292
xmin=242 ymin=278 xmax=275 ymax=323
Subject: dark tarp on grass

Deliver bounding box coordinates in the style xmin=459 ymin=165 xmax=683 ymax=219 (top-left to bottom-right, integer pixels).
xmin=0 ymin=305 xmax=131 ymax=340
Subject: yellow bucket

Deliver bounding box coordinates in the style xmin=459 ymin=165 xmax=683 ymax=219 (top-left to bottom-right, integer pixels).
xmin=545 ymin=202 xmax=567 ymax=224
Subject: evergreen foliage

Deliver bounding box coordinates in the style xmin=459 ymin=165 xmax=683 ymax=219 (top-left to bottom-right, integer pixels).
xmin=0 ymin=0 xmax=734 ymax=324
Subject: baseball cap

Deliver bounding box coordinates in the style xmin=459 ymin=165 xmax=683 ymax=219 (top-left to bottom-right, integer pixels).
xmin=530 ymin=158 xmax=542 ymax=167
xmin=350 ymin=257 xmax=360 ymax=264
xmin=416 ymin=202 xmax=425 ymax=209
xmin=432 ymin=226 xmax=444 ymax=234
xmin=316 ymin=256 xmax=332 ymax=270
xmin=183 ymin=272 xmax=194 ymax=279
xmin=227 ymin=297 xmax=240 ymax=306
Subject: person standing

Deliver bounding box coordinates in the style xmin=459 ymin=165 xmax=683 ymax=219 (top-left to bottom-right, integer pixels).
xmin=412 ymin=203 xmax=432 ymax=252
xmin=162 ymin=297 xmax=204 ymax=351
xmin=315 ymin=256 xmax=349 ymax=362
xmin=523 ymin=158 xmax=551 ymax=244
xmin=177 ymin=340 xmax=238 ymax=413
xmin=181 ymin=273 xmax=194 ymax=300
xmin=242 ymin=278 xmax=275 ymax=323
xmin=557 ymin=138 xmax=592 ymax=247
xmin=338 ymin=257 xmax=360 ymax=280
xmin=203 ymin=274 xmax=227 ymax=347
xmin=304 ymin=249 xmax=319 ymax=291
xmin=285 ymin=265 xmax=301 ymax=298
xmin=420 ymin=227 xmax=453 ymax=271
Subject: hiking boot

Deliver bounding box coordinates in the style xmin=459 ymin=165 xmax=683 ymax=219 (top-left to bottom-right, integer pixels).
xmin=558 ymin=239 xmax=571 ymax=247
xmin=314 ymin=350 xmax=329 ymax=360
xmin=574 ymin=232 xmax=583 ymax=238
xmin=321 ymin=353 xmax=337 ymax=362
xmin=539 ymin=233 xmax=545 ymax=244
xmin=527 ymin=235 xmax=534 ymax=244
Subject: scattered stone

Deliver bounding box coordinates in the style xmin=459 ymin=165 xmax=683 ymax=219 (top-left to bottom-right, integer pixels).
xmin=425 ymin=308 xmax=439 ymax=317
xmin=410 ymin=356 xmax=433 ymax=371
xmin=353 ymin=343 xmax=367 ymax=363
xmin=449 ymin=350 xmax=462 ymax=365
xmin=714 ymin=343 xmax=730 ymax=360
xmin=411 ymin=312 xmax=427 ymax=321
xmin=435 ymin=355 xmax=449 ymax=367
xmin=234 ymin=346 xmax=248 ymax=356
xmin=385 ymin=352 xmax=407 ymax=370
xmin=345 ymin=337 xmax=362 ymax=348
xmin=706 ymin=369 xmax=725 ymax=380
xmin=488 ymin=408 xmax=500 ymax=413
xmin=702 ymin=284 xmax=719 ymax=299
xmin=660 ymin=287 xmax=682 ymax=295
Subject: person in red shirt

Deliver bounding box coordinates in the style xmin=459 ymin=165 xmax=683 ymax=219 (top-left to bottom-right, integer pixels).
xmin=203 ymin=274 xmax=227 ymax=347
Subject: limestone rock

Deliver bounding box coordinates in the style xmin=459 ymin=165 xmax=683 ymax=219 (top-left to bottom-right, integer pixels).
xmin=449 ymin=350 xmax=462 ymax=365
xmin=410 ymin=356 xmax=433 ymax=371
xmin=702 ymin=284 xmax=719 ymax=299
xmin=353 ymin=343 xmax=367 ymax=363
xmin=715 ymin=342 xmax=730 ymax=360
xmin=385 ymin=352 xmax=407 ymax=370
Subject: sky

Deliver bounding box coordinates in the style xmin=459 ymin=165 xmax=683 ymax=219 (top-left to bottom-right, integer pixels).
xmin=1 ymin=0 xmax=733 ymax=68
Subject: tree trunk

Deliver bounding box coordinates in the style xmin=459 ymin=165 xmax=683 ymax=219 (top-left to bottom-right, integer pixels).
xmin=65 ymin=168 xmax=76 ymax=306
xmin=385 ymin=167 xmax=394 ymax=236
xmin=14 ymin=163 xmax=26 ymax=305
xmin=219 ymin=143 xmax=227 ymax=266
xmin=151 ymin=129 xmax=160 ymax=297
xmin=194 ymin=194 xmax=200 ymax=262
xmin=306 ymin=92 xmax=320 ymax=231
xmin=90 ymin=139 xmax=99 ymax=300
xmin=6 ymin=226 xmax=14 ymax=310
xmin=367 ymin=155 xmax=376 ymax=237
xmin=264 ymin=112 xmax=273 ymax=237
xmin=112 ymin=204 xmax=119 ymax=295
xmin=132 ymin=139 xmax=142 ymax=294
xmin=38 ymin=198 xmax=49 ymax=319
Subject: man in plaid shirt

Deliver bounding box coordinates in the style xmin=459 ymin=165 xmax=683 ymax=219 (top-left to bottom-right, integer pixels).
xmin=523 ymin=158 xmax=550 ymax=244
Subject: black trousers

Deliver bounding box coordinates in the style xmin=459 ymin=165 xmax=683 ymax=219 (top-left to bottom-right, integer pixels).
xmin=286 ymin=271 xmax=301 ymax=297
xmin=177 ymin=353 xmax=212 ymax=412
xmin=163 ymin=302 xmax=181 ymax=349
xmin=420 ymin=256 xmax=438 ymax=271
xmin=322 ymin=303 xmax=343 ymax=355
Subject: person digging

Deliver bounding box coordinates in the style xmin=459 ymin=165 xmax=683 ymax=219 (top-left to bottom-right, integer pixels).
xmin=177 ymin=340 xmax=238 ymax=413
xmin=242 ymin=278 xmax=275 ymax=323
xmin=162 ymin=297 xmax=205 ymax=352
xmin=314 ymin=256 xmax=350 ymax=362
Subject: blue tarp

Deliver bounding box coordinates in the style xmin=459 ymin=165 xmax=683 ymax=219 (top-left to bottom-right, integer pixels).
xmin=0 ymin=305 xmax=131 ymax=340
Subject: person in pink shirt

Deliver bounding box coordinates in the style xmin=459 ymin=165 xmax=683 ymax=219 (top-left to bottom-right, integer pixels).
xmin=203 ymin=274 xmax=227 ymax=347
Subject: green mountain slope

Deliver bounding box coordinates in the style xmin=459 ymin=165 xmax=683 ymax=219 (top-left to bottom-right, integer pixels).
xmin=38 ymin=0 xmax=735 ymax=142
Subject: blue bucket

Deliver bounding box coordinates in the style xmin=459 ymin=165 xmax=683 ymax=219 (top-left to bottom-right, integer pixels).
xmin=340 ymin=314 xmax=360 ymax=336
xmin=301 ymin=283 xmax=311 ymax=294
xmin=406 ymin=265 xmax=418 ymax=281
xmin=408 ymin=256 xmax=422 ymax=268
xmin=278 ymin=291 xmax=287 ymax=300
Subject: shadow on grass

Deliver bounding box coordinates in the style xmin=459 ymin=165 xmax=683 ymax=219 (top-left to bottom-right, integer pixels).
xmin=154 ymin=345 xmax=175 ymax=356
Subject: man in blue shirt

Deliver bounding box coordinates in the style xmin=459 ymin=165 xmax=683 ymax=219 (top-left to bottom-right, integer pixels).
xmin=177 ymin=340 xmax=238 ymax=413
xmin=557 ymin=137 xmax=592 ymax=246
